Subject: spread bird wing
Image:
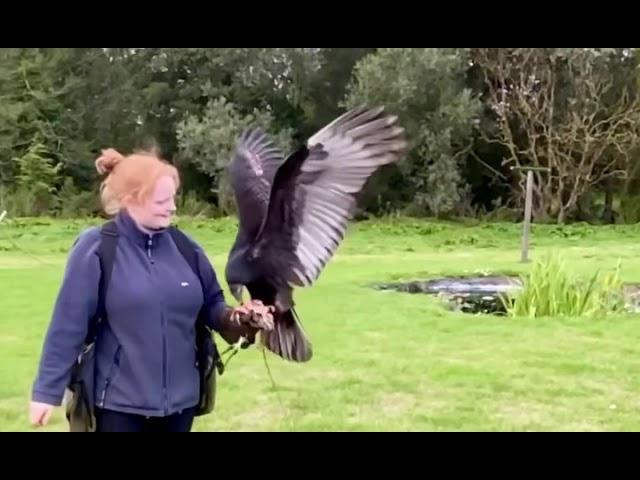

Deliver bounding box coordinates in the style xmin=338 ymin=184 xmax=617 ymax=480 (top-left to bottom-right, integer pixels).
xmin=229 ymin=128 xmax=286 ymax=240
xmin=251 ymin=106 xmax=408 ymax=288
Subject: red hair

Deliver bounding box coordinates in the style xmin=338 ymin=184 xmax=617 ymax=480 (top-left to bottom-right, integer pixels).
xmin=95 ymin=148 xmax=180 ymax=215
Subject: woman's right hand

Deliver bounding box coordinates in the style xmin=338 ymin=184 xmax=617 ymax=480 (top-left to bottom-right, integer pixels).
xmin=30 ymin=401 xmax=55 ymax=427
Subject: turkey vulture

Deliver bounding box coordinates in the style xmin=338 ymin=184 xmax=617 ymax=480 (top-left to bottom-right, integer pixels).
xmin=224 ymin=106 xmax=407 ymax=362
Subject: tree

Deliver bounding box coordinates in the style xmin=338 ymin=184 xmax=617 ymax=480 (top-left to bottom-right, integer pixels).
xmin=0 ymin=48 xmax=150 ymax=191
xmin=0 ymin=49 xmax=69 ymax=186
xmin=176 ymin=97 xmax=293 ymax=213
xmin=343 ymin=48 xmax=481 ymax=216
xmin=473 ymin=48 xmax=640 ymax=223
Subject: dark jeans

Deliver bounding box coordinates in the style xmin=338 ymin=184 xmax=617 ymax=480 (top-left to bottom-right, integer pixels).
xmin=95 ymin=406 xmax=197 ymax=432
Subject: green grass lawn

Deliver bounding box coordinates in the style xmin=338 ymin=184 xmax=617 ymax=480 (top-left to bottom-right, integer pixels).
xmin=2 ymin=216 xmax=640 ymax=431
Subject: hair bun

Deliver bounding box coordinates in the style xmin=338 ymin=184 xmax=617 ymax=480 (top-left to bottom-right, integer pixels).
xmin=95 ymin=148 xmax=125 ymax=175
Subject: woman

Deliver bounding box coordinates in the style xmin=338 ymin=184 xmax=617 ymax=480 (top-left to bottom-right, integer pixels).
xmin=29 ymin=148 xmax=272 ymax=432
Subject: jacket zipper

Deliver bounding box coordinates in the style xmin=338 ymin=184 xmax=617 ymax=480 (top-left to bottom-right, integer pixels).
xmin=162 ymin=313 xmax=168 ymax=415
xmin=99 ymin=381 xmax=109 ymax=407
xmin=147 ymin=235 xmax=168 ymax=415
xmin=147 ymin=237 xmax=154 ymax=264
xmin=99 ymin=346 xmax=121 ymax=407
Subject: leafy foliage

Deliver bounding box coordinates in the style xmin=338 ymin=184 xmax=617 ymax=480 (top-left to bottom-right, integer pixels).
xmin=344 ymin=48 xmax=481 ymax=217
xmin=176 ymin=97 xmax=293 ymax=213
xmin=1 ymin=48 xmax=640 ymax=221
xmin=501 ymin=254 xmax=626 ymax=318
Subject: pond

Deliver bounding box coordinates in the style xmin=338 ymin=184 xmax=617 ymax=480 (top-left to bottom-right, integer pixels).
xmin=374 ymin=276 xmax=640 ymax=315
xmin=373 ymin=275 xmax=522 ymax=314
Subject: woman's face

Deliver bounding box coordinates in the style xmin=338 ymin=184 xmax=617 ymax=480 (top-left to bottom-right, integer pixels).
xmin=128 ymin=175 xmax=177 ymax=230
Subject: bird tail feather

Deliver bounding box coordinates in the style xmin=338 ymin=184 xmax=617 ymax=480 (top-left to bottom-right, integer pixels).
xmin=261 ymin=308 xmax=312 ymax=362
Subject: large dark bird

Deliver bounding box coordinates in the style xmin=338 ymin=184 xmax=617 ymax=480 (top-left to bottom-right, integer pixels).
xmin=224 ymin=106 xmax=407 ymax=362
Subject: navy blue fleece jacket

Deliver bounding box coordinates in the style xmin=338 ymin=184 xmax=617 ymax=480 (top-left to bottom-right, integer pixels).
xmin=31 ymin=211 xmax=229 ymax=417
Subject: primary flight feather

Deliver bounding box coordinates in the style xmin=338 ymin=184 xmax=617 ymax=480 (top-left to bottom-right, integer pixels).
xmin=225 ymin=106 xmax=407 ymax=362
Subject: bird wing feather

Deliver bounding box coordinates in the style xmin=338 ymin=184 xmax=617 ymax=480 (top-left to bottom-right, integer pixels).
xmin=251 ymin=106 xmax=408 ymax=288
xmin=229 ymin=128 xmax=286 ymax=240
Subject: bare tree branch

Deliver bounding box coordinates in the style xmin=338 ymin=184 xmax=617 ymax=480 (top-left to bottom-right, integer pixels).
xmin=472 ymin=48 xmax=640 ymax=223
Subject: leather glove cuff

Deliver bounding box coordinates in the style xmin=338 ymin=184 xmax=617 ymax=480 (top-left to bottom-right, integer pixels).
xmin=216 ymin=307 xmax=257 ymax=346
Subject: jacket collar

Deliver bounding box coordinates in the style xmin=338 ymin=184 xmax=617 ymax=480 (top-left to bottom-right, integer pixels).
xmin=115 ymin=209 xmax=169 ymax=248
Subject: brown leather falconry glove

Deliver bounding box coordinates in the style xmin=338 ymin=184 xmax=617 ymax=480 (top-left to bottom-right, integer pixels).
xmin=215 ymin=300 xmax=275 ymax=347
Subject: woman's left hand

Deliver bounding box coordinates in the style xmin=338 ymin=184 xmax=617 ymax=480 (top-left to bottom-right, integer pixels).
xmin=230 ymin=300 xmax=275 ymax=331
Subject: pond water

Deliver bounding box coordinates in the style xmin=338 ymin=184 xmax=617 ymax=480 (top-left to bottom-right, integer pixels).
xmin=374 ymin=276 xmax=640 ymax=315
xmin=373 ymin=276 xmax=522 ymax=314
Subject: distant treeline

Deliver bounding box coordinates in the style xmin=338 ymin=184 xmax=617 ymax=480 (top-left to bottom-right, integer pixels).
xmin=2 ymin=48 xmax=640 ymax=223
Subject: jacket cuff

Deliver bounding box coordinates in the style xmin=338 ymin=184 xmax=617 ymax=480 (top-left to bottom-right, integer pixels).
xmin=213 ymin=306 xmax=257 ymax=346
xmin=32 ymin=389 xmax=64 ymax=406
xmin=209 ymin=302 xmax=229 ymax=332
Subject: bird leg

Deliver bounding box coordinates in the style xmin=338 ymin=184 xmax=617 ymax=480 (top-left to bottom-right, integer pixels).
xmin=215 ymin=302 xmax=275 ymax=369
xmin=219 ymin=335 xmax=250 ymax=368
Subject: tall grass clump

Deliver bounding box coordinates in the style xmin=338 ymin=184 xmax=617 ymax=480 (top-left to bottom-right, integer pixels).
xmin=500 ymin=254 xmax=626 ymax=318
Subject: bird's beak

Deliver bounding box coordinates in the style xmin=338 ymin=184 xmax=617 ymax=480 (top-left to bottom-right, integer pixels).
xmin=229 ymin=284 xmax=244 ymax=303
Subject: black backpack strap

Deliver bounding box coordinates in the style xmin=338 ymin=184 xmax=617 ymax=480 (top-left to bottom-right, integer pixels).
xmin=87 ymin=220 xmax=118 ymax=345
